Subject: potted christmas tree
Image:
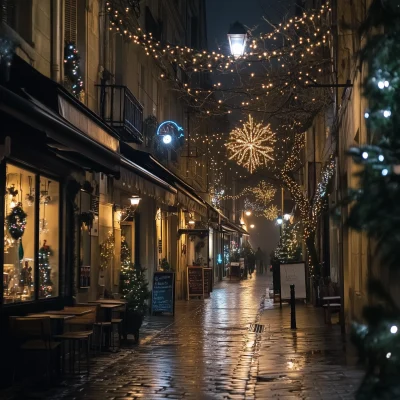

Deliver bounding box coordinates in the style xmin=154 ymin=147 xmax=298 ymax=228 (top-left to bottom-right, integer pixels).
xmin=338 ymin=1 xmax=400 ymax=397
xmin=119 ymin=237 xmax=149 ymax=343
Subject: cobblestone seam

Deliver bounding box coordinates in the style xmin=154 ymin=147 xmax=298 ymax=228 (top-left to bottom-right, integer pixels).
xmin=244 ymin=294 xmax=265 ymax=399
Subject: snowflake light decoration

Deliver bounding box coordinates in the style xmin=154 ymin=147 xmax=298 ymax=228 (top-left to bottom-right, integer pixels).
xmin=263 ymin=205 xmax=279 ymax=221
xmin=225 ymin=115 xmax=275 ymax=174
xmin=253 ymin=181 xmax=276 ymax=205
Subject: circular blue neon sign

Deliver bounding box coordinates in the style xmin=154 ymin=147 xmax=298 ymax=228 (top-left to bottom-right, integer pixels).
xmin=156 ymin=121 xmax=184 ymax=144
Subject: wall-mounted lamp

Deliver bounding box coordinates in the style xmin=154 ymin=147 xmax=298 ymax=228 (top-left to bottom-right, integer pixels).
xmin=121 ymin=195 xmax=142 ymax=222
xmin=250 ymin=224 xmax=255 ymax=229
xmin=130 ymin=195 xmax=141 ymax=207
xmin=245 ymin=210 xmax=252 ymax=216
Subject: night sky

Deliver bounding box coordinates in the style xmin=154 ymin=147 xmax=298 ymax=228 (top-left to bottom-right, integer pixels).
xmin=205 ymin=0 xmax=293 ymax=261
xmin=206 ymin=0 xmax=293 ymax=52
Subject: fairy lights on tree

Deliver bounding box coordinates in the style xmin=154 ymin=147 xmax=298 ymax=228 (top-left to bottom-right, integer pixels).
xmin=100 ymin=231 xmax=115 ymax=271
xmin=225 ymin=115 xmax=275 ymax=174
xmin=274 ymin=222 xmax=302 ymax=263
xmin=38 ymin=240 xmax=53 ymax=298
xmin=64 ymin=42 xmax=83 ymax=98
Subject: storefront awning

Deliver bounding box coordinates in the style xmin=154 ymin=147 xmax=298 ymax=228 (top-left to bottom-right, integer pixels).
xmin=120 ymin=143 xmax=207 ymax=217
xmin=221 ymin=221 xmax=248 ymax=235
xmin=206 ymin=201 xmax=228 ymax=222
xmin=177 ymin=229 xmax=209 ymax=239
xmin=115 ymin=156 xmax=176 ymax=205
xmin=0 ymin=85 xmax=120 ymax=176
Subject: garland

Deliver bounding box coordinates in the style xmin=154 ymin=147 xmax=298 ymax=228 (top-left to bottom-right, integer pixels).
xmin=6 ymin=203 xmax=27 ymax=240
xmin=64 ymin=42 xmax=83 ymax=98
xmin=100 ymin=231 xmax=115 ymax=270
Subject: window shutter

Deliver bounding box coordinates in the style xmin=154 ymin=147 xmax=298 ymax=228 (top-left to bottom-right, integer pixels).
xmin=64 ymin=0 xmax=77 ymax=43
xmin=0 ymin=0 xmax=15 ymax=27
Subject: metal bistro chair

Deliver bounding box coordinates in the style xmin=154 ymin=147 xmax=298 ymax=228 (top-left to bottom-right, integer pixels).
xmin=66 ymin=304 xmax=112 ymax=352
xmin=55 ymin=306 xmax=96 ymax=374
xmin=111 ymin=303 xmax=126 ymax=347
xmin=10 ymin=316 xmax=62 ymax=384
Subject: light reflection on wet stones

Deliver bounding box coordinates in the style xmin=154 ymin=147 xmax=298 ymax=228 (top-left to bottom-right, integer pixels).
xmin=7 ymin=274 xmax=364 ymax=400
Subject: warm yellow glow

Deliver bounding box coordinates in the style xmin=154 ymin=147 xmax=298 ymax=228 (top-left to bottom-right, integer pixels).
xmin=245 ymin=210 xmax=252 ymax=216
xmin=130 ymin=196 xmax=141 ymax=206
xmin=225 ymin=115 xmax=275 ymax=174
xmin=250 ymin=224 xmax=255 ymax=229
xmin=188 ymin=220 xmax=196 ymax=225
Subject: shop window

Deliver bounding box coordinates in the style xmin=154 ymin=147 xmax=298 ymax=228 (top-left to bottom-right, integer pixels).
xmin=3 ymin=165 xmax=36 ymax=303
xmin=38 ymin=177 xmax=60 ymax=299
xmin=3 ymin=164 xmax=60 ymax=304
xmin=79 ymin=190 xmax=92 ymax=270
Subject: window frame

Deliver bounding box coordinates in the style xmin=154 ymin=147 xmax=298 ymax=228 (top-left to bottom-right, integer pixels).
xmin=1 ymin=160 xmax=62 ymax=306
xmin=0 ymin=0 xmax=34 ymax=46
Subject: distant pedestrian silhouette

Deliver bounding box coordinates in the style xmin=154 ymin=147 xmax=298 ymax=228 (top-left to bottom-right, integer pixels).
xmin=255 ymin=247 xmax=264 ymax=274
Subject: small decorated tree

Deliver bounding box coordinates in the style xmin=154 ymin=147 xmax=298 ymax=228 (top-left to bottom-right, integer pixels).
xmin=124 ymin=264 xmax=150 ymax=315
xmin=119 ymin=236 xmax=149 ymax=342
xmin=274 ymin=223 xmax=302 ymax=264
xmin=38 ymin=240 xmax=53 ymax=298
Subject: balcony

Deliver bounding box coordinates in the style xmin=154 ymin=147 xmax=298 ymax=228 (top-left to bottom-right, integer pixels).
xmin=97 ymin=85 xmax=143 ymax=144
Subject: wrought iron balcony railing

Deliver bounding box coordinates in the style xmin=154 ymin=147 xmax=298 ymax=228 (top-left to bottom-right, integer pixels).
xmin=97 ymin=84 xmax=143 ymax=143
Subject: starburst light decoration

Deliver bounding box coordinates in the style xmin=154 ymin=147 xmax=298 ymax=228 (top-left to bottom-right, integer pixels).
xmin=263 ymin=205 xmax=279 ymax=221
xmin=225 ymin=115 xmax=275 ymax=174
xmin=253 ymin=181 xmax=276 ymax=205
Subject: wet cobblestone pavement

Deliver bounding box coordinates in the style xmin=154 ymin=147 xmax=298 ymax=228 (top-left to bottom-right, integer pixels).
xmin=4 ymin=273 xmax=363 ymax=400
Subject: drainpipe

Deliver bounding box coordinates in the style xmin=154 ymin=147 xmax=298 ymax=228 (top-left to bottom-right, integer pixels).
xmin=51 ymin=0 xmax=62 ymax=82
xmin=332 ymin=0 xmax=346 ymax=335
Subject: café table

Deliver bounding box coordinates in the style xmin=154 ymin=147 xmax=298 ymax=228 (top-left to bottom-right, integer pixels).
xmin=90 ymin=299 xmax=127 ymax=305
xmin=27 ymin=313 xmax=75 ymax=335
xmin=44 ymin=309 xmax=92 ymax=316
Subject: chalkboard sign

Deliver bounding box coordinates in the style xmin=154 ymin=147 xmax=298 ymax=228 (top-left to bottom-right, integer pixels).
xmin=152 ymin=272 xmax=175 ymax=315
xmin=187 ymin=266 xmax=204 ymax=298
xmin=203 ymin=268 xmax=212 ymax=296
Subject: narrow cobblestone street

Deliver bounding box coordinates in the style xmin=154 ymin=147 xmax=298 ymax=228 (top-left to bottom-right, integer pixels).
xmin=5 ymin=273 xmax=363 ymax=400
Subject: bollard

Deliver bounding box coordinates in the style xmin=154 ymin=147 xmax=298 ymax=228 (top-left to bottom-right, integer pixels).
xmin=290 ymin=284 xmax=297 ymax=329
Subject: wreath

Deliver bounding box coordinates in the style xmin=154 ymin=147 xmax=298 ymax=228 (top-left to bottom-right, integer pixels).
xmin=6 ymin=203 xmax=27 ymax=240
xmin=79 ymin=211 xmax=95 ymax=229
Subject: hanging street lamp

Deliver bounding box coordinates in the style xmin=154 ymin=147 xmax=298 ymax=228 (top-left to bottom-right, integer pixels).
xmin=227 ymin=21 xmax=247 ymax=58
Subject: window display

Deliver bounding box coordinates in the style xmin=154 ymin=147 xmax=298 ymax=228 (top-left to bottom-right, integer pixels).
xmin=38 ymin=177 xmax=59 ymax=299
xmin=2 ymin=164 xmax=60 ymax=304
xmin=3 ymin=165 xmax=36 ymax=303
